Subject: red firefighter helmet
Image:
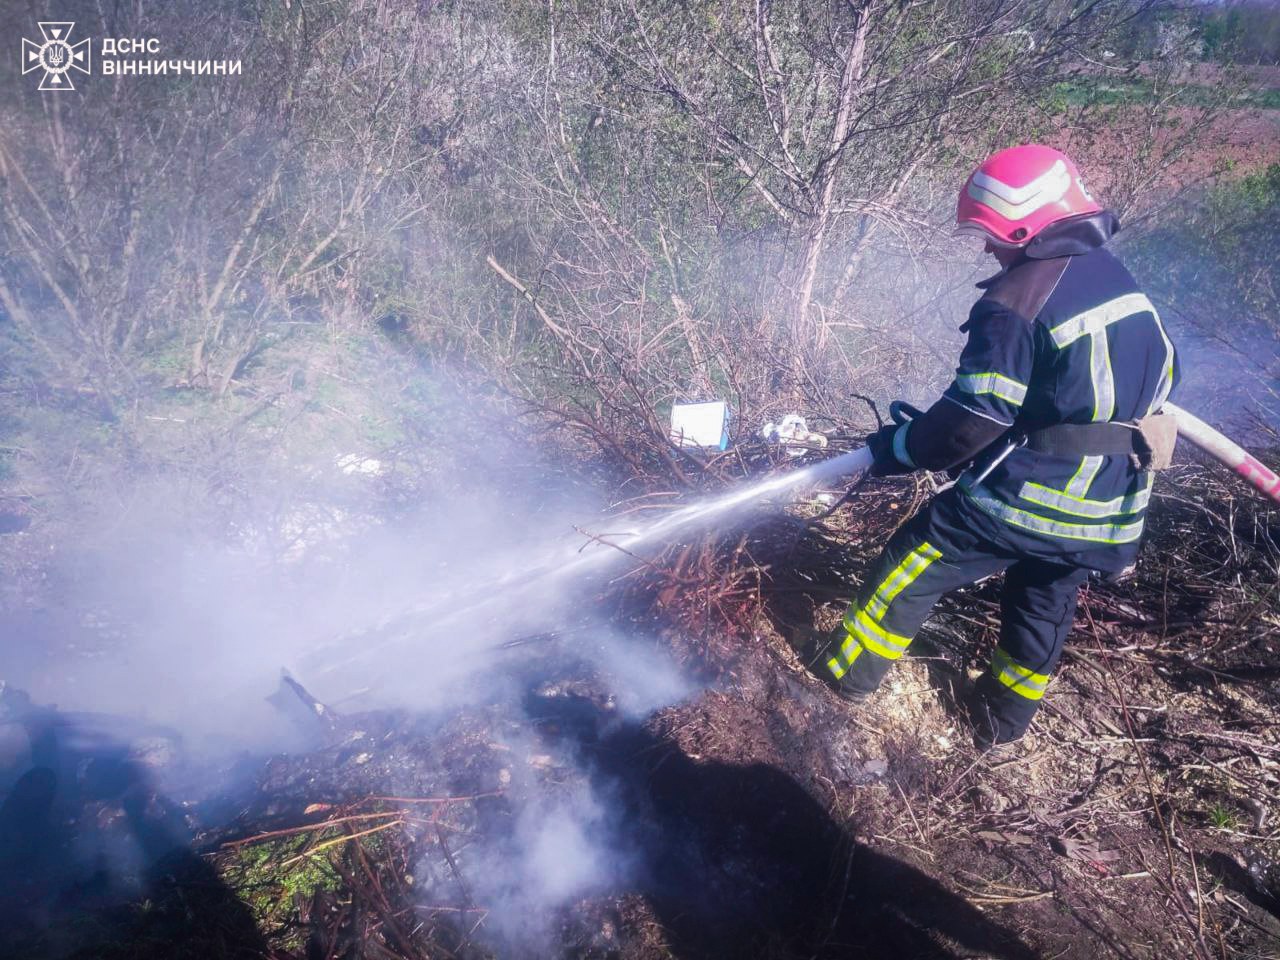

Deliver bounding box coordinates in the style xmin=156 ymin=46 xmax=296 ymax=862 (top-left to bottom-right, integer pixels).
xmin=955 ymin=144 xmax=1100 ymax=246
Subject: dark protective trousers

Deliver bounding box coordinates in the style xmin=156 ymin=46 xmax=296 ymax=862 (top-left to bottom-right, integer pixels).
xmin=826 ymin=492 xmax=1090 ymax=744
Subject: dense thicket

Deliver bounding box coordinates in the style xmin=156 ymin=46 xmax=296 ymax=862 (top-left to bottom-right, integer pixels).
xmin=0 ymin=0 xmax=1261 ymax=520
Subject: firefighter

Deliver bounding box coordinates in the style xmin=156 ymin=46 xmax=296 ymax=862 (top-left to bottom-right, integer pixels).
xmin=821 ymin=144 xmax=1179 ymax=751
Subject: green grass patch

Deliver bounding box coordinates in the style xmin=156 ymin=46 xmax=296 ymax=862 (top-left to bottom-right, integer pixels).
xmin=221 ymin=831 xmax=347 ymax=950
xmin=1050 ymin=77 xmax=1280 ymax=110
xmin=1206 ymin=802 xmax=1239 ymax=830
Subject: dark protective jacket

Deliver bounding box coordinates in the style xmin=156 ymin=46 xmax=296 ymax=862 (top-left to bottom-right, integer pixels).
xmin=891 ymin=211 xmax=1180 ymax=573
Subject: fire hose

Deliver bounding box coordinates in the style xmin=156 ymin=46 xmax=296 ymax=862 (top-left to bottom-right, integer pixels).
xmin=800 ymin=403 xmax=1280 ymax=506
xmin=1162 ymin=402 xmax=1280 ymax=505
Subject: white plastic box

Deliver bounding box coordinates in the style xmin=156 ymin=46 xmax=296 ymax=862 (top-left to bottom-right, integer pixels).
xmin=670 ymin=401 xmax=730 ymax=450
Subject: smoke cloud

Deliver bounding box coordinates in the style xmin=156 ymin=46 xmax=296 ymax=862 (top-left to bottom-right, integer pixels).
xmin=0 ymin=381 xmax=703 ymax=954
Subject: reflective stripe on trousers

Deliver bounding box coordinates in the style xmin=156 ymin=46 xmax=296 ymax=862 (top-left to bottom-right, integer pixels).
xmin=991 ymin=647 xmax=1051 ymax=700
xmin=828 ymin=542 xmax=942 ymax=679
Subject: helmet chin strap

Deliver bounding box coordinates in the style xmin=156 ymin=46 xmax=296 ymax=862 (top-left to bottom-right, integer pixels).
xmin=988 ymin=243 xmax=1022 ymax=268
xmin=955 ymin=226 xmax=1024 ymax=266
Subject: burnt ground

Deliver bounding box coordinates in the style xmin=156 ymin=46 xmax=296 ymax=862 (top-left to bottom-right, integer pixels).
xmin=1 ymin=460 xmax=1279 ymax=960
xmin=0 ymin=660 xmax=1042 ymax=960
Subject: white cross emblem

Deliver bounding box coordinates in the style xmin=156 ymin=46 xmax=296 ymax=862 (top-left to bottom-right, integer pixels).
xmin=21 ymin=22 xmax=91 ymax=91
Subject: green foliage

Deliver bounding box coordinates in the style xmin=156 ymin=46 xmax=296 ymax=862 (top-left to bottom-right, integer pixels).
xmin=1206 ymin=802 xmax=1238 ymax=830
xmin=1199 ymin=1 xmax=1280 ymax=65
xmin=140 ymin=344 xmax=192 ymax=377
xmin=1129 ymin=163 xmax=1280 ymax=332
xmin=1050 ymin=78 xmax=1280 ymax=111
xmin=224 ymin=833 xmax=345 ymax=948
xmin=360 ymin=413 xmax=407 ymax=449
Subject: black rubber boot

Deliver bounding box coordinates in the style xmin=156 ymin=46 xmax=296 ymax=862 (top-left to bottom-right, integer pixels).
xmin=831 ymin=652 xmax=890 ymax=702
xmin=798 ymin=625 xmax=841 ymax=670
xmin=967 ymin=674 xmax=1036 ymax=752
xmin=824 ymin=672 xmax=873 ymax=704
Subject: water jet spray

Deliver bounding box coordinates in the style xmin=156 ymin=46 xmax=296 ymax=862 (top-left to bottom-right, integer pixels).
xmin=300 ymin=402 xmax=1274 ymax=688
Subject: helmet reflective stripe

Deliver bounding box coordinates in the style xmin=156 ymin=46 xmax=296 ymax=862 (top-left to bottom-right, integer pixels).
xmin=953 ymin=222 xmax=1002 ymax=241
xmin=967 ymin=159 xmax=1071 ymax=221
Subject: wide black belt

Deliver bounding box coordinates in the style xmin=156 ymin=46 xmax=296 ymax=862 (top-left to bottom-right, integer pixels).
xmin=1022 ymin=421 xmax=1140 ymax=457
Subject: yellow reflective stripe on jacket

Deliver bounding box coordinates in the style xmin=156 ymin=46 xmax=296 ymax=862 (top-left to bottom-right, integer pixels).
xmin=992 ymin=648 xmax=1050 ymax=700
xmin=828 ymin=541 xmax=942 ymax=677
xmin=1048 ymin=293 xmax=1155 ymax=347
xmin=1064 ymin=456 xmax=1103 ymax=498
xmin=1019 ymin=471 xmax=1153 ymax=519
xmin=954 ymin=372 xmax=1028 ymax=406
xmin=1148 ymin=306 xmax=1176 ymax=416
xmin=1047 ymin=293 xmax=1156 ymax=423
xmin=1089 ymin=329 xmax=1116 ymax=421
xmin=962 ymin=481 xmax=1145 ymax=544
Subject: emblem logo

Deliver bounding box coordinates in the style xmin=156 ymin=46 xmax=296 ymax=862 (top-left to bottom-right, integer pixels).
xmin=21 ymin=22 xmax=91 ymax=91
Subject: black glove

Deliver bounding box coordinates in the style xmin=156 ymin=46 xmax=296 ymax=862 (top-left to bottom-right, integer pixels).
xmin=864 ymin=423 xmax=914 ymax=477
